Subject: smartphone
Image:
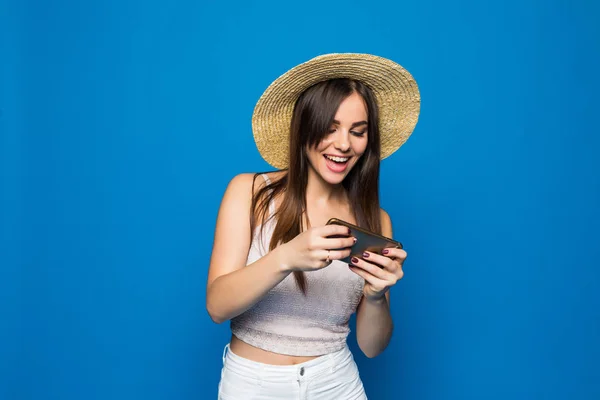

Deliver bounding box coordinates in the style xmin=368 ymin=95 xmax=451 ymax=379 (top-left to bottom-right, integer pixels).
xmin=326 ymin=218 xmax=402 ymax=264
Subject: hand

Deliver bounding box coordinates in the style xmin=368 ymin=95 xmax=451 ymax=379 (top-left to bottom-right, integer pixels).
xmin=280 ymin=224 xmax=356 ymax=272
xmin=348 ymin=248 xmax=407 ymax=301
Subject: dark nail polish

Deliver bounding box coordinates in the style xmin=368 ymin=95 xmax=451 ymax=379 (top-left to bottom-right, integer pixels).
xmin=351 ymin=257 xmax=359 ymax=264
xmin=348 ymin=228 xmax=352 ymax=235
xmin=382 ymin=249 xmax=389 ymax=255
xmin=362 ymin=252 xmax=369 ymax=258
xmin=353 ymin=237 xmax=357 ymax=243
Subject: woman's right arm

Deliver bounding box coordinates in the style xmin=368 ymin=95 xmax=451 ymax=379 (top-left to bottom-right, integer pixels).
xmin=206 ymin=173 xmax=355 ymax=324
xmin=205 ymin=173 xmax=286 ymax=324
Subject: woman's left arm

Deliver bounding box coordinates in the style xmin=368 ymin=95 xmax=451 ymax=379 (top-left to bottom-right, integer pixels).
xmin=351 ymin=209 xmax=407 ymax=358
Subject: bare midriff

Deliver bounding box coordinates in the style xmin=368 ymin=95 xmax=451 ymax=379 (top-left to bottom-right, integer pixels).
xmin=229 ymin=334 xmax=321 ymax=365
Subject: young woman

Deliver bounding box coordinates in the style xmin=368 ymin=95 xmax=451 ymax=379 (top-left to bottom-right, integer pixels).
xmin=206 ymin=53 xmax=420 ymax=399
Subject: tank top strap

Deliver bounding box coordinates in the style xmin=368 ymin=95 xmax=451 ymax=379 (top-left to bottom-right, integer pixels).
xmin=260 ymin=173 xmax=276 ymax=219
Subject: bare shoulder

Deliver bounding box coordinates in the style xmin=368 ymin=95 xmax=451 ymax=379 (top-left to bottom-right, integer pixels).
xmin=227 ymin=171 xmax=285 ymax=194
xmin=215 ymin=174 xmax=254 ymax=219
xmin=215 ymin=173 xmax=257 ymax=235
xmin=207 ymin=171 xmax=285 ymax=286
xmin=224 ymin=172 xmax=256 ymax=193
xmin=207 ymin=173 xmax=256 ymax=286
xmin=379 ymin=208 xmax=393 ymax=237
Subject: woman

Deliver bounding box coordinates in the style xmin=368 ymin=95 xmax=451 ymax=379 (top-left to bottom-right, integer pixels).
xmin=206 ymin=53 xmax=420 ymax=399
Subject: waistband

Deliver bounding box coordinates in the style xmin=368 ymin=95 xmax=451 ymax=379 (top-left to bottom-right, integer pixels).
xmin=221 ymin=343 xmax=354 ymax=383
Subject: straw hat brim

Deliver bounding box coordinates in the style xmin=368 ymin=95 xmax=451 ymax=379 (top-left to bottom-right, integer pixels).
xmin=251 ymin=53 xmax=421 ymax=169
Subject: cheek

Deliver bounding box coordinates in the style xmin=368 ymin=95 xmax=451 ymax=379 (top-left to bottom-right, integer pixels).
xmin=306 ymin=144 xmax=325 ymax=162
xmin=317 ymin=138 xmax=332 ymax=151
xmin=354 ymin=139 xmax=368 ymax=157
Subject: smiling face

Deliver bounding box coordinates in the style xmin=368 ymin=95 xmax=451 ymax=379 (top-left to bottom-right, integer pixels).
xmin=306 ymin=91 xmax=369 ymax=185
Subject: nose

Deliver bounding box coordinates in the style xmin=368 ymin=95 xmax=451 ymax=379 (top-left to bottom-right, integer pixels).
xmin=333 ymin=130 xmax=350 ymax=152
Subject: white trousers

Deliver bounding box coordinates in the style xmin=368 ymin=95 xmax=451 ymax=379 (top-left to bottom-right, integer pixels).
xmin=218 ymin=344 xmax=368 ymax=399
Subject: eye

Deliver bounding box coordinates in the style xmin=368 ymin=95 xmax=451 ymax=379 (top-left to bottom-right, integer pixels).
xmin=328 ymin=128 xmax=337 ymax=134
xmin=351 ymin=130 xmax=367 ymax=137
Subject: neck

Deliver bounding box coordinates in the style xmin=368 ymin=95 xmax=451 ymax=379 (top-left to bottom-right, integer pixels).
xmin=305 ymin=166 xmax=347 ymax=206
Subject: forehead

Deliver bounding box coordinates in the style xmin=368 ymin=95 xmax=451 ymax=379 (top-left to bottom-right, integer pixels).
xmin=334 ymin=92 xmax=368 ymax=121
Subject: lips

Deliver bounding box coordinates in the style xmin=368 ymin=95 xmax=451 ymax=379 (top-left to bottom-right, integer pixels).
xmin=323 ymin=154 xmax=350 ymax=173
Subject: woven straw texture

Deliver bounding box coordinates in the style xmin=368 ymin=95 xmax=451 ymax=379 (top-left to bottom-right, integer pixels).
xmin=252 ymin=53 xmax=421 ymax=169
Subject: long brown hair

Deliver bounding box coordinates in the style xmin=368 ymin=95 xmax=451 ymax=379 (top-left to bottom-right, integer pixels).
xmin=250 ymin=78 xmax=382 ymax=293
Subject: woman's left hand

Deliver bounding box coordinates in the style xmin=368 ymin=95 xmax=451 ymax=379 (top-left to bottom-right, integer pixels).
xmin=348 ymin=248 xmax=407 ymax=301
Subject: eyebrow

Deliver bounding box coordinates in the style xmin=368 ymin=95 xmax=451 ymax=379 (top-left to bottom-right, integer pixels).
xmin=332 ymin=120 xmax=368 ymax=128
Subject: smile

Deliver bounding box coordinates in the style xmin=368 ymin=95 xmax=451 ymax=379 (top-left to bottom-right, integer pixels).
xmin=323 ymin=154 xmax=350 ymax=173
xmin=324 ymin=155 xmax=350 ymax=163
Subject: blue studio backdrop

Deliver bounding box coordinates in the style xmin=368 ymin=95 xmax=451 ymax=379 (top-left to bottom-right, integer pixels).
xmin=2 ymin=0 xmax=599 ymax=399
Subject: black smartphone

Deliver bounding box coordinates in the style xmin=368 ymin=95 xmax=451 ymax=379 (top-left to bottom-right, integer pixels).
xmin=326 ymin=218 xmax=402 ymax=264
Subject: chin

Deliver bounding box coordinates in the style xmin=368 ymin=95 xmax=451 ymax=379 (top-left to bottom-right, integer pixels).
xmin=322 ymin=175 xmax=346 ymax=185
xmin=318 ymin=161 xmax=354 ymax=185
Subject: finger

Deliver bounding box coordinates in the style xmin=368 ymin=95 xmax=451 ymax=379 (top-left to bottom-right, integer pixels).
xmin=360 ymin=251 xmax=396 ymax=271
xmin=318 ymin=224 xmax=351 ymax=238
xmin=348 ymin=263 xmax=389 ymax=288
xmin=350 ymin=256 xmax=395 ymax=281
xmin=321 ymin=236 xmax=356 ymax=250
xmin=326 ymin=248 xmax=352 ymax=261
xmin=382 ymin=248 xmax=408 ymax=262
xmin=314 ymin=248 xmax=351 ymax=263
xmin=314 ymin=250 xmax=333 ymax=269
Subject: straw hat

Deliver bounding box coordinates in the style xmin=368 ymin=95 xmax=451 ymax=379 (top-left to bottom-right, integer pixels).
xmin=251 ymin=53 xmax=421 ymax=169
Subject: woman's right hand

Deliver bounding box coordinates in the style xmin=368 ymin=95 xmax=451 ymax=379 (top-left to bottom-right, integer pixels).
xmin=279 ymin=224 xmax=356 ymax=272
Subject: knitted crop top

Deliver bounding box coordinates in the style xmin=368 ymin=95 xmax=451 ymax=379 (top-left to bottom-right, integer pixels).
xmin=230 ymin=175 xmax=365 ymax=356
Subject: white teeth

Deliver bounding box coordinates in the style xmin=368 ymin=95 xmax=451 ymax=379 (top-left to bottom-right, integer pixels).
xmin=325 ymin=155 xmax=349 ymax=163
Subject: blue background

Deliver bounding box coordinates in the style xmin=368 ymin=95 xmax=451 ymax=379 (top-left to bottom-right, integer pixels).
xmin=2 ymin=0 xmax=599 ymax=399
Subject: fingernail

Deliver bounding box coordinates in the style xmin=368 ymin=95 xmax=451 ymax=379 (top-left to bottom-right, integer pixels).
xmin=382 ymin=249 xmax=389 ymax=255
xmin=353 ymin=237 xmax=357 ymax=243
xmin=348 ymin=228 xmax=351 ymax=235
xmin=351 ymin=257 xmax=359 ymax=264
xmin=362 ymin=252 xmax=369 ymax=258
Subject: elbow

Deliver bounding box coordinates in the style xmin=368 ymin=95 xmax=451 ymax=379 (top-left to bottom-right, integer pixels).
xmin=206 ymin=287 xmax=227 ymax=324
xmin=211 ymin=316 xmax=227 ymax=325
xmin=206 ymin=302 xmax=227 ymax=324
xmin=357 ymin=342 xmax=382 ymax=359
xmin=206 ymin=307 xmax=222 ymax=324
xmin=356 ymin=328 xmax=393 ymax=358
xmin=206 ymin=299 xmax=227 ymax=324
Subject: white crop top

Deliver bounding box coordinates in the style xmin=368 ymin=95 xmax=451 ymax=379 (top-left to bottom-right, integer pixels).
xmin=230 ymin=174 xmax=365 ymax=356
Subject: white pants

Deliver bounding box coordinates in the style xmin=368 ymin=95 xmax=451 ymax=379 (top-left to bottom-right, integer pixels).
xmin=218 ymin=344 xmax=368 ymax=399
